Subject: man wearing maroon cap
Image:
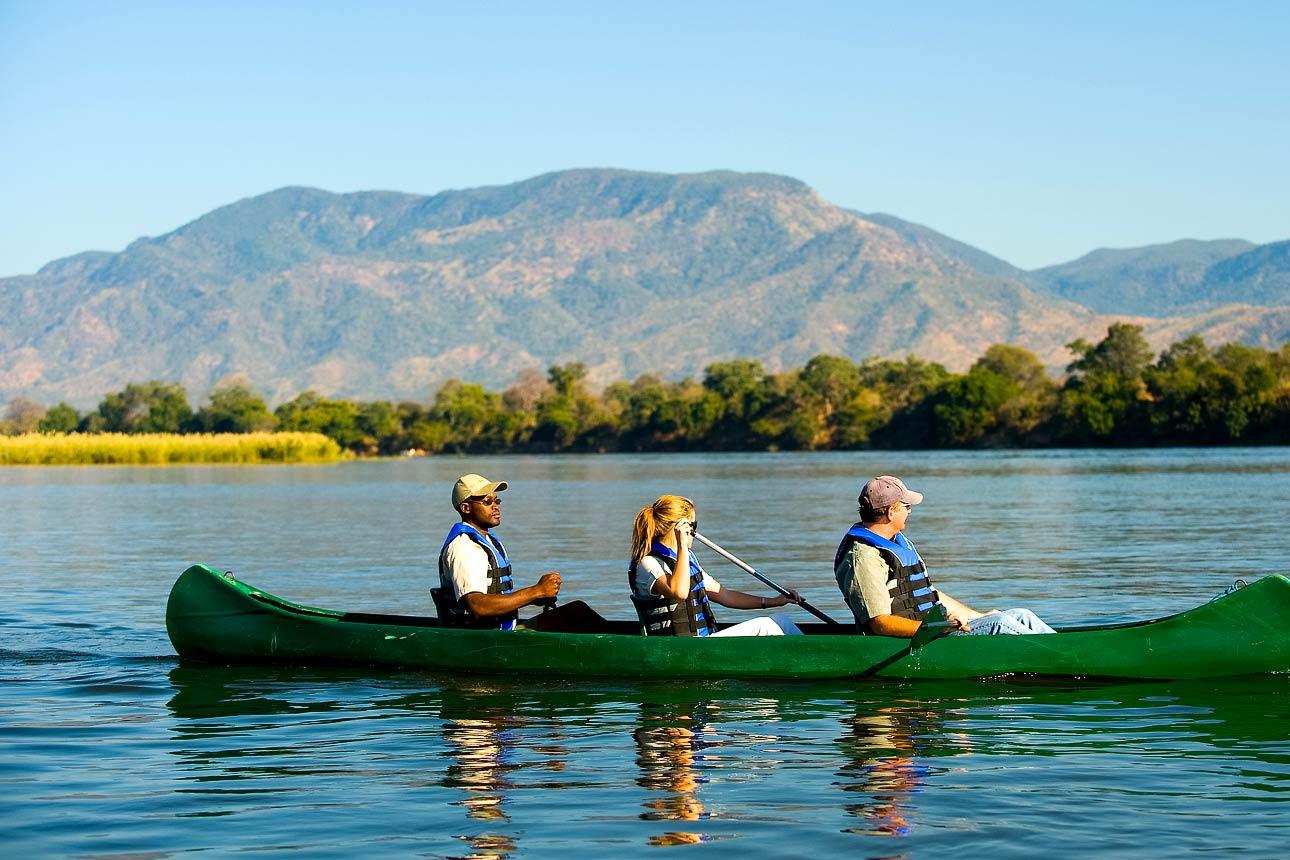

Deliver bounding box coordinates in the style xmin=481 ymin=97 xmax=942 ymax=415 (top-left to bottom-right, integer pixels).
xmin=834 ymin=475 xmax=1054 ymax=637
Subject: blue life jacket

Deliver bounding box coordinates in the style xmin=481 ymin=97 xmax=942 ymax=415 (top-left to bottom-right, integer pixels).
xmin=628 ymin=541 xmax=719 ymax=637
xmin=835 ymin=525 xmax=940 ymax=621
xmin=438 ymin=522 xmax=516 ymax=630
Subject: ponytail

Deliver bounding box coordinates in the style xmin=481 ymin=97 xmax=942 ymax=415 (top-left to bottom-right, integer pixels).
xmin=630 ymin=507 xmax=657 ymax=567
xmin=630 ymin=494 xmax=696 ymax=566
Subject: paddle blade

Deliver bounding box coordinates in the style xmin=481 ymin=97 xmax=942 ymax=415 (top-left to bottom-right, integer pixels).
xmin=910 ymin=603 xmax=952 ymax=649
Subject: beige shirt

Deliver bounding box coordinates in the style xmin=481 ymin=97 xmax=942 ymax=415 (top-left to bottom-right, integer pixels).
xmin=834 ymin=541 xmax=896 ymax=623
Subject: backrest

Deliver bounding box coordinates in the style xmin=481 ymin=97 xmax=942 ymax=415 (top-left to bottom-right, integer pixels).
xmin=629 ymin=594 xmax=654 ymax=636
xmin=430 ymin=587 xmax=460 ymax=627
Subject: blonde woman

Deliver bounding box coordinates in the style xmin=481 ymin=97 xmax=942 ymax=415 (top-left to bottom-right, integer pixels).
xmin=628 ymin=495 xmax=804 ymax=637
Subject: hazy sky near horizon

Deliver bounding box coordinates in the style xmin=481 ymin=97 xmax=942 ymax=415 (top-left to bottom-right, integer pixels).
xmin=2 ymin=1 xmax=1287 ymax=277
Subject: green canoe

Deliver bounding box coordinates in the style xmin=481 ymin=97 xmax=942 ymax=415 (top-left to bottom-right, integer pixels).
xmin=166 ymin=564 xmax=1290 ymax=681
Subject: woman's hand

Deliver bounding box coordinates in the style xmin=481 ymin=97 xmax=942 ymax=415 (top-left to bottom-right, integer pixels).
xmin=674 ymin=520 xmax=694 ymax=551
xmin=772 ymin=588 xmax=803 ymax=608
xmin=762 ymin=588 xmax=802 ymax=608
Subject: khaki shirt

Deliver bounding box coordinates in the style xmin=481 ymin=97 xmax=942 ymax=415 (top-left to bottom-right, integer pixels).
xmin=834 ymin=541 xmax=896 ymax=623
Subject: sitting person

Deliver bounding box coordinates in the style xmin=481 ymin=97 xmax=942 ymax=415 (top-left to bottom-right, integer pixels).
xmin=629 ymin=494 xmax=804 ymax=637
xmin=835 ymin=475 xmax=1055 ymax=637
xmin=439 ymin=473 xmax=600 ymax=632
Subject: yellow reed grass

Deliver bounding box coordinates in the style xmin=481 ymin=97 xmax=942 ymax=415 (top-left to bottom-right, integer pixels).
xmin=0 ymin=432 xmax=347 ymax=465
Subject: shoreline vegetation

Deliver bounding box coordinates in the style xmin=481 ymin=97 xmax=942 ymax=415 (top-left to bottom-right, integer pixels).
xmin=2 ymin=325 xmax=1288 ymax=461
xmin=0 ymin=432 xmax=345 ymax=465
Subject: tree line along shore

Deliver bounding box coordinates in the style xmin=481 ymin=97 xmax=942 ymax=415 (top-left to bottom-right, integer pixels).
xmin=2 ymin=324 xmax=1288 ymax=463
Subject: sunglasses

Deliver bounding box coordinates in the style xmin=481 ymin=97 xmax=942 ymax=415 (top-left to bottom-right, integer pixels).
xmin=469 ymin=496 xmax=501 ymax=507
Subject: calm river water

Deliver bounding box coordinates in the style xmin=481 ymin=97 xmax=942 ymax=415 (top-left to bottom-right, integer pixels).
xmin=3 ymin=450 xmax=1290 ymax=857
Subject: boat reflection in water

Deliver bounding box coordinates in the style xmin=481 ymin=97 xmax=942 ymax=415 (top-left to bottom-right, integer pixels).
xmin=161 ymin=664 xmax=1290 ymax=856
xmin=633 ymin=699 xmax=720 ymax=845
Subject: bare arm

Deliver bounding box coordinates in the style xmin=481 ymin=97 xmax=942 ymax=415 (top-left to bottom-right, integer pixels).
xmin=462 ymin=572 xmax=561 ymax=618
xmin=866 ymin=614 xmax=924 ymax=637
xmin=936 ymin=591 xmax=985 ymax=628
xmin=867 ymin=594 xmax=980 ymax=638
xmin=708 ymin=585 xmax=798 ymax=610
xmin=652 ymin=524 xmax=698 ymax=602
xmin=650 ymin=528 xmax=801 ymax=609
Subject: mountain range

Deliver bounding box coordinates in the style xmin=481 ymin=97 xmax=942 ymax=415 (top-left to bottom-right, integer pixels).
xmin=2 ymin=168 xmax=1287 ymax=407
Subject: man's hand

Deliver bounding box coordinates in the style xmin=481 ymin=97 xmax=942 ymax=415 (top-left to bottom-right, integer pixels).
xmin=946 ymin=609 xmax=971 ymax=632
xmin=534 ymin=572 xmax=561 ymax=602
xmin=461 ymin=571 xmax=563 ymax=618
xmin=938 ymin=592 xmax=986 ymax=628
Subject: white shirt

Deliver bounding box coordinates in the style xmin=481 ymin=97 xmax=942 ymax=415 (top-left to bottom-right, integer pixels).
xmin=442 ymin=533 xmax=494 ymax=602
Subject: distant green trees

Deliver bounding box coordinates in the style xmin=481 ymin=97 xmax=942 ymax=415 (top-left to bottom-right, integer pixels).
xmin=94 ymin=381 xmax=193 ymax=433
xmin=1059 ymin=322 xmax=1154 ymax=442
xmin=37 ymin=403 xmax=79 ymax=433
xmin=193 ymin=383 xmax=277 ymax=434
xmin=1144 ymin=337 xmax=1290 ymax=444
xmin=5 ymin=327 xmax=1289 ymax=451
xmin=5 ymin=380 xmax=279 ymax=438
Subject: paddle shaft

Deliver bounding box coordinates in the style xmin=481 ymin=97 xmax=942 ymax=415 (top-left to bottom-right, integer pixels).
xmin=693 ymin=532 xmax=842 ymax=626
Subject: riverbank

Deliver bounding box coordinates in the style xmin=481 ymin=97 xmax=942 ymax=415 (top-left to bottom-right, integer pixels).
xmin=0 ymin=432 xmax=346 ymax=465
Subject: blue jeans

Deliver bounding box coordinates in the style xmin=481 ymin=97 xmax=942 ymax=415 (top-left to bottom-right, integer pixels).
xmin=961 ymin=608 xmax=1055 ymax=635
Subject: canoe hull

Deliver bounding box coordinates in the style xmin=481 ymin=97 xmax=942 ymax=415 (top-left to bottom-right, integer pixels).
xmin=166 ymin=565 xmax=1290 ymax=681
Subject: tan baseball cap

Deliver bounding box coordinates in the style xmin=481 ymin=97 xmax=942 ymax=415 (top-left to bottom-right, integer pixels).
xmin=860 ymin=475 xmax=923 ymax=509
xmin=451 ymin=473 xmax=508 ymax=508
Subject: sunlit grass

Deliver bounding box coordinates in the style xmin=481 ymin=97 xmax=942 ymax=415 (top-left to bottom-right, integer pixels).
xmin=0 ymin=432 xmax=347 ymax=465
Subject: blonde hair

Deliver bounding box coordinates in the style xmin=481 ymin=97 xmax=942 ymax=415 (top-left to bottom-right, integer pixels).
xmin=631 ymin=495 xmax=696 ymax=565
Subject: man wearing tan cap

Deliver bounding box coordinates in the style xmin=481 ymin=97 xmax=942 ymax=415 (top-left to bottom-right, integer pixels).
xmin=437 ymin=473 xmax=562 ymax=630
xmin=834 ymin=475 xmax=1054 ymax=637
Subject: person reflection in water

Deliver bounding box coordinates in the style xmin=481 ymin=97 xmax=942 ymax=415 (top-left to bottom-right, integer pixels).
xmin=439 ymin=688 xmax=567 ymax=859
xmin=835 ymin=703 xmax=960 ymax=837
xmin=443 ymin=711 xmax=516 ymax=825
xmin=633 ymin=700 xmax=718 ymax=846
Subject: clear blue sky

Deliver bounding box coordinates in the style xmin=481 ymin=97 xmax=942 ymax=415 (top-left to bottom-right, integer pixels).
xmin=2 ymin=1 xmax=1287 ymax=277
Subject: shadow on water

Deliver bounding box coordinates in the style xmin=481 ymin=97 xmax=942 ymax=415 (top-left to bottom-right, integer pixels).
xmin=163 ymin=665 xmax=1290 ymax=853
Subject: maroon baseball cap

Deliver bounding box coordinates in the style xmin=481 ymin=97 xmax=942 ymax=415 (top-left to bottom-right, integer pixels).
xmin=860 ymin=475 xmax=924 ymax=509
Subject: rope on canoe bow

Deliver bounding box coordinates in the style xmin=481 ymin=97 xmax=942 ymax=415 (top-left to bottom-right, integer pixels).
xmin=1210 ymin=579 xmax=1248 ymax=601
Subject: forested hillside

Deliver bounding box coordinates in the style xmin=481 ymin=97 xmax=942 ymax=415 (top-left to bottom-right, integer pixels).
xmin=2 ymin=170 xmax=1288 ymax=408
